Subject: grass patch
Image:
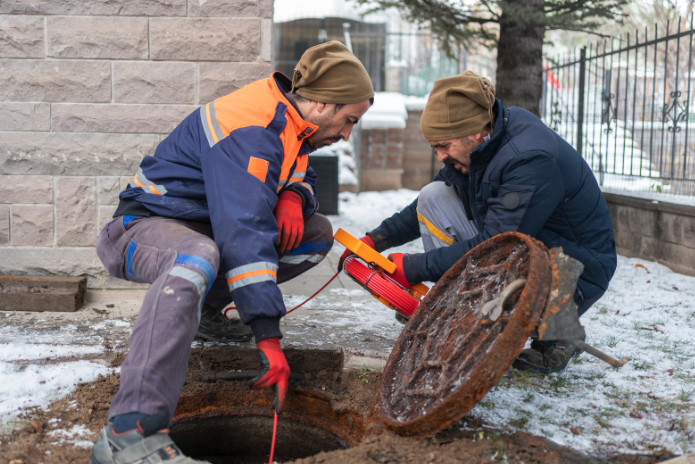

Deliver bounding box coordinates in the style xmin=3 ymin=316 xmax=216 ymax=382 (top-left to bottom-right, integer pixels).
xmin=358 ymin=366 xmax=373 ymax=384
xmin=510 ymin=417 xmax=529 ymax=428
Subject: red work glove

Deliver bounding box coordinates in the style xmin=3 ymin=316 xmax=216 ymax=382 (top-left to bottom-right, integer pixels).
xmin=387 ymin=253 xmax=412 ymax=289
xmin=338 ymin=235 xmax=375 ymax=272
xmin=249 ymin=337 xmax=290 ymax=414
xmin=274 ymin=190 xmax=304 ymax=252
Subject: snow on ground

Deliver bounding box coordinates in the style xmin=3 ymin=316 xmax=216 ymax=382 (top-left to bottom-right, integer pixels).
xmin=330 ymin=189 xmax=695 ymax=456
xmin=329 ymin=189 xmax=424 ymax=255
xmin=0 ymin=354 xmax=110 ymax=432
xmin=0 ymin=323 xmax=115 ymax=432
xmin=468 ymin=255 xmax=695 ymax=455
xmin=1 ymin=188 xmax=694 ymax=457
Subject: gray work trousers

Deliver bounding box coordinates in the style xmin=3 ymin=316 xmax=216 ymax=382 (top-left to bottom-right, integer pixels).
xmin=96 ymin=213 xmax=333 ymax=424
xmin=417 ymin=181 xmax=479 ymax=251
xmin=416 ymin=181 xmax=599 ymax=318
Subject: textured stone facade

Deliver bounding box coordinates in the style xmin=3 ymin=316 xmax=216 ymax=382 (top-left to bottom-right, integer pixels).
xmin=0 ymin=0 xmax=273 ymax=289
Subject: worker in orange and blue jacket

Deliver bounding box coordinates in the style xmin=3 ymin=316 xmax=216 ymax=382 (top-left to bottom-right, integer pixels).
xmin=90 ymin=41 xmax=374 ymax=464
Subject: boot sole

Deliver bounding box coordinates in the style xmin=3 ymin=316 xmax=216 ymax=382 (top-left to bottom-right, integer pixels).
xmin=511 ymin=348 xmax=583 ymax=375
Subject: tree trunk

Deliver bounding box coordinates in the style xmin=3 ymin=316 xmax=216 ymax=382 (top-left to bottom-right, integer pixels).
xmin=495 ymin=0 xmax=545 ymax=116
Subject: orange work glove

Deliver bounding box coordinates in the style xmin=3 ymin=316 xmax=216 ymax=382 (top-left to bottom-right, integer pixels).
xmin=386 ymin=253 xmax=412 ymax=289
xmin=249 ymin=337 xmax=290 ymax=414
xmin=274 ymin=190 xmax=304 ymax=252
xmin=338 ymin=235 xmax=376 ymax=272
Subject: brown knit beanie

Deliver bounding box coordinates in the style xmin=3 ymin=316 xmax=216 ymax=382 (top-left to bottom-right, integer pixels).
xmin=421 ymin=71 xmax=496 ymax=141
xmin=291 ymin=41 xmax=374 ymax=104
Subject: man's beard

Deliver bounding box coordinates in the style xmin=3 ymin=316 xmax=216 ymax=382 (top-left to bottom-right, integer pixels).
xmin=306 ymin=112 xmax=342 ymax=148
xmin=442 ymin=155 xmax=467 ymax=172
xmin=308 ymin=134 xmax=342 ymax=148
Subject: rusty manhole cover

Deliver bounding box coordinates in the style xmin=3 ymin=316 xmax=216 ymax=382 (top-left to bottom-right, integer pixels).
xmin=374 ymin=232 xmax=552 ymax=438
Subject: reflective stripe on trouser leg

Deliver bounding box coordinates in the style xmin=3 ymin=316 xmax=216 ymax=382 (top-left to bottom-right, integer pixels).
xmin=416 ymin=181 xmax=479 ymax=252
xmin=169 ymin=254 xmax=216 ymax=322
xmin=417 ymin=208 xmax=454 ymax=250
xmin=168 ymin=267 xmax=206 ymax=323
xmin=226 ymin=262 xmax=278 ymax=291
xmin=103 ymin=216 xmax=221 ymax=425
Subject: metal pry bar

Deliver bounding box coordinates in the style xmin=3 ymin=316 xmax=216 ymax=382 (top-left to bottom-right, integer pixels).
xmin=539 ymin=248 xmax=631 ymax=369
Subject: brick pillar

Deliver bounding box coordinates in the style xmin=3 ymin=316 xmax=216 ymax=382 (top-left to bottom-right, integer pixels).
xmin=0 ymin=0 xmax=273 ymax=289
xmin=359 ymin=128 xmax=405 ymax=191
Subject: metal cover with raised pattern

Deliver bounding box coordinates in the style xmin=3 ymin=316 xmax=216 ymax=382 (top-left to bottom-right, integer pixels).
xmin=373 ymin=232 xmax=552 ymax=438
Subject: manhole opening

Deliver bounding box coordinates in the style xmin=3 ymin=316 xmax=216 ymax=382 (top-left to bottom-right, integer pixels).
xmin=170 ymin=415 xmax=348 ymax=464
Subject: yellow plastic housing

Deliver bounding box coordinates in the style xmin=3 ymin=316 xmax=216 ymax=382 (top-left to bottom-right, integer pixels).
xmin=334 ymin=228 xmax=397 ymax=274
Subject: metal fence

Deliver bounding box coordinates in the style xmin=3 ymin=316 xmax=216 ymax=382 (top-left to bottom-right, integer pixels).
xmin=543 ymin=15 xmax=695 ymax=196
xmin=275 ymin=18 xmax=496 ymax=97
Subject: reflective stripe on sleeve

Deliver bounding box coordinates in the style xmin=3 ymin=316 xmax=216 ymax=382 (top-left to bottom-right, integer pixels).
xmin=208 ymin=100 xmax=225 ymax=142
xmin=279 ymin=254 xmax=325 ymax=265
xmin=299 ymin=182 xmax=314 ymax=194
xmin=130 ymin=168 xmax=168 ymax=196
xmin=200 ymin=106 xmax=215 ymax=147
xmin=226 ymin=262 xmax=278 ymax=291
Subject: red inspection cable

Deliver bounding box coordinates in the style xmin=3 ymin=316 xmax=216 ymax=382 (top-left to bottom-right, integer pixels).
xmin=222 ymin=271 xmax=340 ymax=319
xmin=269 ymin=410 xmax=278 ymax=464
xmin=343 ymin=256 xmax=419 ymax=317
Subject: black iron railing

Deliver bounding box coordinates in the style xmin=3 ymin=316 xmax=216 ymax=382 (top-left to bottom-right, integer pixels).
xmin=544 ymin=15 xmax=695 ymax=195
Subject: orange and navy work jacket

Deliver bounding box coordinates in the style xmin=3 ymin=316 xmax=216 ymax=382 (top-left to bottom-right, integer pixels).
xmin=119 ymin=72 xmax=321 ymax=325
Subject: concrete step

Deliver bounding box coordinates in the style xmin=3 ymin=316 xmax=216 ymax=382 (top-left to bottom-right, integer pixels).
xmin=0 ymin=276 xmax=87 ymax=312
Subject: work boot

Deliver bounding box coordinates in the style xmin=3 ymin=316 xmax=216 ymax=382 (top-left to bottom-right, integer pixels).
xmin=512 ymin=340 xmax=583 ymax=374
xmin=195 ymin=303 xmax=253 ymax=343
xmin=90 ymin=413 xmax=209 ymax=464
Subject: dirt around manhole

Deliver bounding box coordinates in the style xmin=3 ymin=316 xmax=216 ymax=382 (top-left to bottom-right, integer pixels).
xmin=0 ymin=347 xmax=676 ymax=464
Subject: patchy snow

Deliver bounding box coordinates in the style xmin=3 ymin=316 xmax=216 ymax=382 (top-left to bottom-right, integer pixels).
xmin=0 ymin=322 xmax=118 ymax=430
xmin=602 ymin=187 xmax=695 ymax=207
xmin=48 ymin=424 xmax=96 ymax=448
xmin=404 ymin=95 xmax=428 ymax=111
xmin=331 ymin=189 xmax=695 ymax=456
xmin=329 ymin=189 xmax=424 ymax=255
xmin=312 ymin=139 xmax=357 ymax=185
xmin=0 ymin=343 xmax=104 ymax=362
xmin=361 ymin=92 xmax=408 ymax=130
xmin=466 ymin=256 xmax=695 ymax=455
xmin=0 ymin=361 xmax=110 ymax=430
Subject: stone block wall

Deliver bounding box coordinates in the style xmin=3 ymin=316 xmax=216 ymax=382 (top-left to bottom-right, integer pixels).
xmin=604 ymin=192 xmax=695 ymax=277
xmin=0 ymin=0 xmax=273 ymax=289
xmin=359 ymin=128 xmax=405 ymax=191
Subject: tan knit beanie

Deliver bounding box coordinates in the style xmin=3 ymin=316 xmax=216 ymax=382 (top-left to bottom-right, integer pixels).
xmin=421 ymin=71 xmax=496 ymax=141
xmin=291 ymin=41 xmax=374 ymax=104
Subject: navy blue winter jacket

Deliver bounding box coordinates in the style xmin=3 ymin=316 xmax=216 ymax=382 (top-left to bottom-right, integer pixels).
xmin=368 ymin=100 xmax=617 ymax=311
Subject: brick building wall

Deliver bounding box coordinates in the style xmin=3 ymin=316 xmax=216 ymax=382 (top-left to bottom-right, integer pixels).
xmin=359 ymin=128 xmax=405 ymax=191
xmin=0 ymin=0 xmax=273 ymax=290
xmin=401 ymin=109 xmax=443 ymax=190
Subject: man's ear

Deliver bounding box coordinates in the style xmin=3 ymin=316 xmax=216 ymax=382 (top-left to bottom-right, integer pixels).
xmin=472 ymin=132 xmax=487 ymax=144
xmin=315 ymin=102 xmax=327 ymax=113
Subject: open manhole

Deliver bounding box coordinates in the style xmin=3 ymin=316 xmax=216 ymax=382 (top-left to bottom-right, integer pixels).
xmin=170 ymin=348 xmax=365 ymax=463
xmin=170 ymin=415 xmax=346 ymax=464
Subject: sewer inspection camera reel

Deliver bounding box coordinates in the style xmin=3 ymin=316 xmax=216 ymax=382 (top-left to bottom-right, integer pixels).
xmin=334 ymin=228 xmax=430 ymax=318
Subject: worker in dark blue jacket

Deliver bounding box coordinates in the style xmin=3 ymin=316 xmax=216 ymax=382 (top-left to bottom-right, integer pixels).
xmin=91 ymin=42 xmax=375 ymax=464
xmin=341 ymin=71 xmax=617 ymax=374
